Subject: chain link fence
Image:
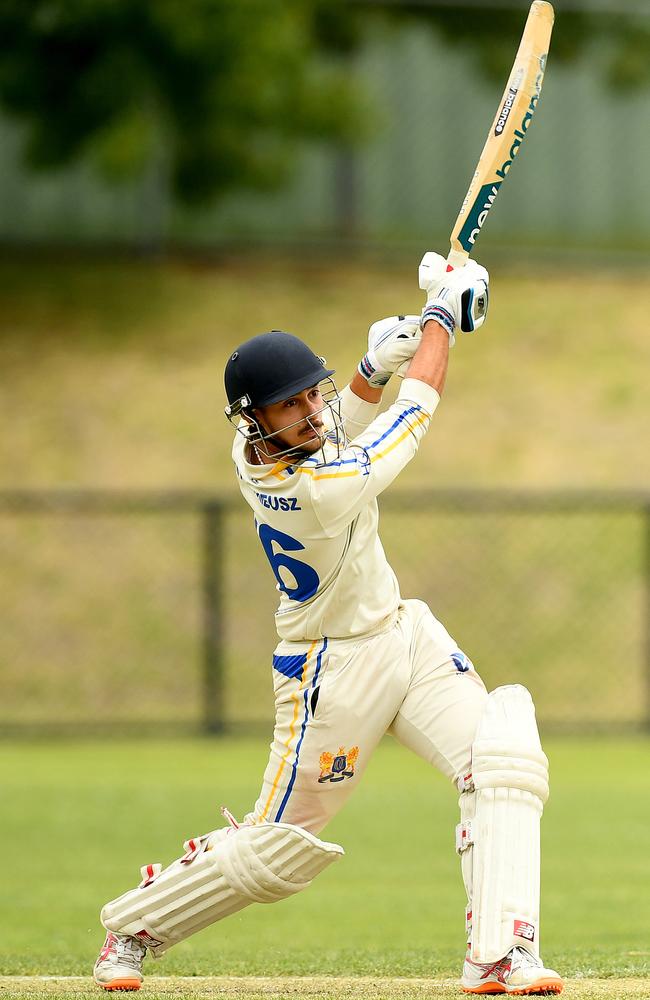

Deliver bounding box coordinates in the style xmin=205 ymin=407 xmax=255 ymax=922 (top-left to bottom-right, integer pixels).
xmin=0 ymin=489 xmax=647 ymax=737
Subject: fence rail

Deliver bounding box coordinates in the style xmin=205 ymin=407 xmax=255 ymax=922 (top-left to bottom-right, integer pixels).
xmin=0 ymin=489 xmax=648 ymax=737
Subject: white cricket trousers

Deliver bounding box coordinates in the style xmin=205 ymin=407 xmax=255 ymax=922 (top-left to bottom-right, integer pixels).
xmin=249 ymin=599 xmax=488 ymax=834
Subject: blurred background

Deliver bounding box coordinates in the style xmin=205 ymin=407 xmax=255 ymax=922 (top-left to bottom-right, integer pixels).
xmin=0 ymin=0 xmax=648 ymax=739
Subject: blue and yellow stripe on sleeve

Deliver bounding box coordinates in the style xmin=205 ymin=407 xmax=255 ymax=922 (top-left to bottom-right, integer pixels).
xmin=296 ymin=402 xmax=429 ymax=481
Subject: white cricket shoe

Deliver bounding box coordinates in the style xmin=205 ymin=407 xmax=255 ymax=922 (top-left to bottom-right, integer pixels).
xmin=93 ymin=930 xmax=147 ymax=991
xmin=462 ymin=946 xmax=563 ymax=995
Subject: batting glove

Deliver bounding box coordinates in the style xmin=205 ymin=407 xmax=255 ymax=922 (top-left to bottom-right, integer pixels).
xmin=419 ymin=252 xmax=489 ymax=345
xmin=358 ymin=314 xmax=421 ymax=387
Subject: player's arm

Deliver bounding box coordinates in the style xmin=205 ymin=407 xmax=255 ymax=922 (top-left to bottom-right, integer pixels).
xmin=348 ymin=371 xmax=382 ymax=404
xmin=351 ymin=307 xmax=453 ymax=399
xmin=337 ymin=375 xmax=382 ymax=442
xmin=306 ymin=377 xmax=440 ymax=536
xmin=307 ymin=257 xmax=490 ymax=535
xmin=340 ymin=314 xmax=422 ymax=436
xmin=405 ymin=319 xmax=449 ymax=393
xmin=401 ymin=253 xmax=489 ymax=393
xmin=345 ymin=250 xmax=488 ymax=412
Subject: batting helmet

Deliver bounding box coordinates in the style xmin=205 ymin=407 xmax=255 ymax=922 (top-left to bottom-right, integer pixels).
xmin=224 ymin=331 xmax=334 ymax=416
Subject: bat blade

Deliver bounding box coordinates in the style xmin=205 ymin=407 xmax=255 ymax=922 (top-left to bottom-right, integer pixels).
xmin=448 ymin=0 xmax=554 ymax=269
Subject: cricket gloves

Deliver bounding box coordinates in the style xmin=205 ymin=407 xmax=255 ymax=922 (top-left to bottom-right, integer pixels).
xmin=419 ymin=251 xmax=490 ymax=345
xmin=358 ymin=314 xmax=421 ymax=387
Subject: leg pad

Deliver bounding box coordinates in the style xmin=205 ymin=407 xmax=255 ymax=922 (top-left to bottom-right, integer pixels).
xmin=102 ymin=822 xmax=343 ymax=955
xmin=458 ymin=685 xmax=549 ymax=963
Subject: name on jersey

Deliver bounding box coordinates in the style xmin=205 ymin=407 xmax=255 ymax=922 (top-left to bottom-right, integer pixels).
xmin=255 ymin=491 xmax=302 ymax=512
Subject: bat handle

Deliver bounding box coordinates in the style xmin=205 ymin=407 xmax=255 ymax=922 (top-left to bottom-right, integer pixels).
xmin=446 ymin=247 xmax=470 ymax=271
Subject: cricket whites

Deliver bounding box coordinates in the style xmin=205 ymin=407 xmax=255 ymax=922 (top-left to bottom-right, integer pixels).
xmin=447 ymin=0 xmax=554 ymax=269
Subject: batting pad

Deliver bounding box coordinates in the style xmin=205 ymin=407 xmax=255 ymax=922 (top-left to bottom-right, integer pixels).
xmin=101 ymin=822 xmax=344 ymax=955
xmin=458 ymin=684 xmax=549 ymax=963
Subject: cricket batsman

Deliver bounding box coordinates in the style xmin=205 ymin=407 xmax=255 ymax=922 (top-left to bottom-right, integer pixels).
xmin=93 ymin=252 xmax=563 ymax=995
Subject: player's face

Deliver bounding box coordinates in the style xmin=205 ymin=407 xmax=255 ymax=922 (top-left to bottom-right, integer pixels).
xmin=254 ymin=385 xmax=325 ymax=455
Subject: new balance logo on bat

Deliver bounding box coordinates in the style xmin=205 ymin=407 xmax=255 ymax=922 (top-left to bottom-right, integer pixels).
xmin=495 ymin=60 xmax=546 ymax=181
xmin=458 ymin=56 xmax=547 ymax=252
xmin=467 ymin=185 xmax=500 ymax=246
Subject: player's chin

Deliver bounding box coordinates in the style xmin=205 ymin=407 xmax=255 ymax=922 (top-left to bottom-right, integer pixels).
xmin=301 ymin=435 xmax=324 ymax=452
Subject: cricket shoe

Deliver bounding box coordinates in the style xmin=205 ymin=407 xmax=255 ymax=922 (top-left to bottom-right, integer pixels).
xmin=462 ymin=946 xmax=563 ymax=995
xmin=93 ymin=930 xmax=147 ymax=991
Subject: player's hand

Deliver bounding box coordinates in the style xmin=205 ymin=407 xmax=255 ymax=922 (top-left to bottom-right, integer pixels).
xmin=418 ymin=251 xmax=449 ymax=299
xmin=419 ymin=254 xmax=489 ymax=345
xmin=358 ymin=315 xmax=421 ymax=387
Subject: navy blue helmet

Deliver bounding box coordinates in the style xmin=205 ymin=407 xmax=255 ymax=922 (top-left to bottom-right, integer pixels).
xmin=224 ymin=331 xmax=334 ymax=415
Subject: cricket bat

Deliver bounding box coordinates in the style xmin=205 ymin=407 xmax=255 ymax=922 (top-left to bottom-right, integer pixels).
xmin=446 ymin=0 xmax=554 ymax=270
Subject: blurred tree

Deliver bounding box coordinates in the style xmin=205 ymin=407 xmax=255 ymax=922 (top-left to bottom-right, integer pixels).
xmin=0 ymin=0 xmax=367 ymax=205
xmin=373 ymin=2 xmax=650 ymax=92
xmin=604 ymin=18 xmax=650 ymax=91
xmin=0 ymin=0 xmax=647 ymax=206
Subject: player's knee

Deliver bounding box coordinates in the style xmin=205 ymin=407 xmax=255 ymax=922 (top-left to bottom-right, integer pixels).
xmin=472 ymin=684 xmax=549 ymax=802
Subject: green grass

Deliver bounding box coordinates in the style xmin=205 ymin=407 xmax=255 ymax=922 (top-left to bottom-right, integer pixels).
xmin=2 ymin=978 xmax=650 ymax=1000
xmin=0 ymin=254 xmax=648 ymax=491
xmin=1 ymin=737 xmax=648 ymax=985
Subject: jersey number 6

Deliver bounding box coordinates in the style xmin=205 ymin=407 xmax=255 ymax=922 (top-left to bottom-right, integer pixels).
xmin=257 ymin=524 xmax=320 ymax=603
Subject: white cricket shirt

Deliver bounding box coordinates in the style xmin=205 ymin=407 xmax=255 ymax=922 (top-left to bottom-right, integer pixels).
xmin=231 ymin=378 xmax=440 ymax=642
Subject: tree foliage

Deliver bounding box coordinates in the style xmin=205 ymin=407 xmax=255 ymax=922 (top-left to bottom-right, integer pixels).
xmin=375 ymin=3 xmax=650 ymax=92
xmin=0 ymin=0 xmax=367 ymax=204
xmin=0 ymin=0 xmax=647 ymax=206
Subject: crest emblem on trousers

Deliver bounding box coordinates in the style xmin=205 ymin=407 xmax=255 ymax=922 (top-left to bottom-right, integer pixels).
xmin=318 ymin=746 xmax=359 ymax=783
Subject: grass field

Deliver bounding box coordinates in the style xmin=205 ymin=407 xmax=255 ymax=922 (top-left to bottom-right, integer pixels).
xmin=2 ymin=977 xmax=650 ymax=1000
xmin=0 ymin=254 xmax=648 ymax=491
xmin=1 ymin=736 xmax=648 ymax=999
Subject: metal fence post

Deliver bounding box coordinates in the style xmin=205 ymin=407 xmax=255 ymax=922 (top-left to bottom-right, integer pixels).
xmin=202 ymin=500 xmax=225 ymax=734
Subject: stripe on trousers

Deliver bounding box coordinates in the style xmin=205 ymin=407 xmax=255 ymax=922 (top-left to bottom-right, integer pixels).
xmin=258 ymin=639 xmax=320 ymax=821
xmin=274 ymin=638 xmax=328 ymax=822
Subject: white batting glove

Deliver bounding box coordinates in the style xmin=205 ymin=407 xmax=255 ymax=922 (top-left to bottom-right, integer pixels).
xmin=419 ymin=252 xmax=489 ymax=345
xmin=418 ymin=250 xmax=449 ymax=299
xmin=358 ymin=315 xmax=421 ymax=387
